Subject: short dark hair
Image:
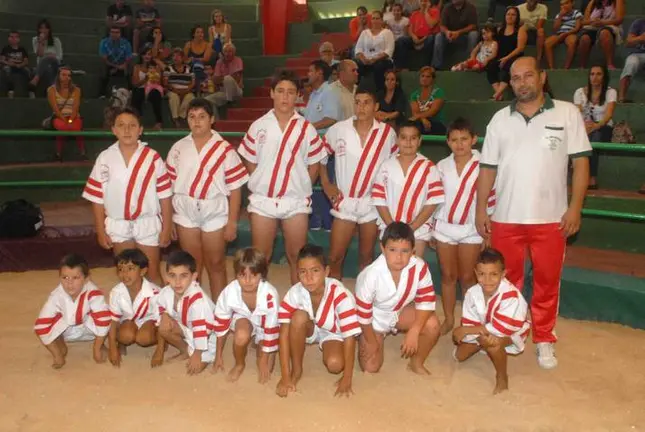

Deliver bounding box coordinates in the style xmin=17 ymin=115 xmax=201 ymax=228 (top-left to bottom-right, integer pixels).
xmin=380 ymin=222 xmax=415 ymax=248
xmin=60 ymin=253 xmax=90 ymax=277
xmin=398 ymin=120 xmax=421 ymax=136
xmin=355 ymin=87 xmax=378 ymax=103
xmin=392 ymin=3 xmax=403 ymax=10
xmin=270 ymin=69 xmax=300 ymax=90
xmin=8 ymin=30 xmax=19 ymax=36
xmin=110 ymin=26 xmax=122 ymax=34
xmin=447 ymin=117 xmax=476 ymax=138
xmin=482 ymin=23 xmax=496 ymax=34
xmin=190 ymin=25 xmax=205 ymax=39
xmin=114 ymin=106 xmax=141 ymax=126
xmin=357 ymin=5 xmax=368 ymax=14
xmin=297 ymin=244 xmax=327 ymax=267
xmin=187 ymin=97 xmax=215 ymax=118
xmin=477 ymin=248 xmax=505 ymax=269
xmin=166 ymin=250 xmax=197 ymax=273
xmin=310 ymin=60 xmax=332 ymax=81
xmin=233 ymin=247 xmax=269 ymax=279
xmin=115 ymin=248 xmax=149 ymax=269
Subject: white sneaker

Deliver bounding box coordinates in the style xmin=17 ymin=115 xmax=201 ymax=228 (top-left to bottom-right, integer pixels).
xmin=536 ymin=342 xmax=558 ymax=369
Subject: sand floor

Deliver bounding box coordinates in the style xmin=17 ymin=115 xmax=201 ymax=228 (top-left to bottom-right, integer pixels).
xmin=2 ymin=262 xmax=645 ymax=432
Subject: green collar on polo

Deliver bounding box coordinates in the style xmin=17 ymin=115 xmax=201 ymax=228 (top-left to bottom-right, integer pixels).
xmin=510 ymin=94 xmax=555 ymax=123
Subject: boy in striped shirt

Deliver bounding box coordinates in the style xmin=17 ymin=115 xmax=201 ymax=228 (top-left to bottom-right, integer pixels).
xmin=544 ymin=0 xmax=583 ymax=69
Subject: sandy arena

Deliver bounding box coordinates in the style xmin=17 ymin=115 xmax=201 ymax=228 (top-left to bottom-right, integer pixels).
xmin=1 ymin=261 xmax=644 ymax=432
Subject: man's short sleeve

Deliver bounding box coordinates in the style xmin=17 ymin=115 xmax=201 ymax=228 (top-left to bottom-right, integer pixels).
xmin=480 ymin=114 xmax=501 ymax=168
xmin=566 ymin=104 xmax=593 ymax=158
xmin=538 ymin=4 xmax=547 ymax=20
xmin=321 ymin=87 xmax=341 ymax=121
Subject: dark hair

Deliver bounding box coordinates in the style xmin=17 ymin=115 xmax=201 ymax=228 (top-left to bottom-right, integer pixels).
xmin=270 ymin=69 xmax=300 ymax=90
xmin=482 ymin=23 xmax=496 ymax=35
xmin=591 ymin=0 xmax=614 ymax=9
xmin=146 ymin=26 xmax=166 ymax=44
xmin=36 ymin=18 xmax=54 ymax=46
xmin=477 ymin=248 xmax=505 ymax=269
xmin=190 ymin=24 xmax=205 ymax=39
xmin=187 ymin=97 xmax=215 ymax=118
xmin=8 ymin=30 xmax=19 ymax=36
xmin=310 ymin=60 xmax=332 ymax=81
xmin=297 ymin=244 xmax=328 ymax=267
xmin=60 ymin=253 xmax=90 ymax=277
xmin=382 ymin=0 xmax=395 ymax=12
xmin=357 ymin=6 xmax=368 ymax=14
xmin=233 ymin=248 xmax=269 ymax=279
xmin=166 ymin=250 xmax=197 ymax=273
xmin=503 ymin=6 xmax=521 ymax=33
xmin=447 ymin=117 xmax=476 ymax=138
xmin=398 ymin=120 xmax=421 ymax=136
xmin=380 ymin=222 xmax=415 ymax=248
xmin=391 ymin=2 xmax=403 ymax=11
xmin=114 ymin=106 xmax=141 ymax=126
xmin=115 ymin=248 xmax=149 ymax=269
xmin=586 ymin=63 xmax=609 ymax=107
xmin=355 ymin=86 xmax=378 ymax=103
xmin=110 ymin=25 xmax=122 ymax=34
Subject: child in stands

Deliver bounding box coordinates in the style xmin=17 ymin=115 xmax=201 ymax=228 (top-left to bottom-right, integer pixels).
xmin=451 ymin=24 xmax=498 ymax=71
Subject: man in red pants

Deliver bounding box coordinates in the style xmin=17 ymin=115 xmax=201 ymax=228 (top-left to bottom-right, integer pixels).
xmin=475 ymin=56 xmax=591 ymax=370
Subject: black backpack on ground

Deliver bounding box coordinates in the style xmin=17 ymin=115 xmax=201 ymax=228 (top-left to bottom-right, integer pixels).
xmin=0 ymin=199 xmax=44 ymax=238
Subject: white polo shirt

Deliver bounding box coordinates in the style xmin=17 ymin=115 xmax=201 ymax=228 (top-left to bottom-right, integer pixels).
xmin=480 ymin=97 xmax=592 ymax=224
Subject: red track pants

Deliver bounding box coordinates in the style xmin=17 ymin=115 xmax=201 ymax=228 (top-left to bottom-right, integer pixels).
xmin=491 ymin=222 xmax=566 ymax=343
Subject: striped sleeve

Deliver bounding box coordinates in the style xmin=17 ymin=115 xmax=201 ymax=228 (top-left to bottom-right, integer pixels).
xmin=81 ymin=156 xmax=105 ymax=204
xmin=34 ymin=291 xmax=66 ymax=345
xmin=460 ymin=290 xmax=481 ymax=327
xmin=212 ymin=287 xmax=233 ymax=337
xmin=88 ymin=289 xmax=111 ymax=336
xmin=371 ymin=164 xmax=388 ymax=207
xmin=223 ymin=145 xmax=249 ymax=191
xmin=189 ymin=296 xmax=216 ymax=351
xmin=414 ymin=262 xmax=436 ymax=311
xmin=354 ymin=270 xmax=375 ymax=326
xmin=425 ymin=163 xmax=445 ymax=205
xmin=306 ymin=123 xmax=327 ymax=165
xmin=165 ymin=145 xmax=178 ymax=183
xmin=278 ymin=286 xmax=301 ymax=324
xmin=108 ymin=286 xmax=123 ymax=322
xmin=487 ymin=290 xmax=528 ymax=338
xmin=154 ymin=152 xmax=172 ymax=199
xmin=155 ymin=287 xmax=172 ymax=325
xmin=238 ymin=121 xmax=258 ymax=164
xmin=261 ymin=290 xmax=280 ymax=353
xmin=334 ymin=287 xmax=362 ymax=338
xmin=322 ymin=128 xmax=336 ymax=162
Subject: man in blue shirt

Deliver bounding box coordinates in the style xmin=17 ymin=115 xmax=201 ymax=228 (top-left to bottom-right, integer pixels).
xmin=619 ymin=18 xmax=645 ymax=103
xmin=99 ymin=26 xmax=132 ymax=97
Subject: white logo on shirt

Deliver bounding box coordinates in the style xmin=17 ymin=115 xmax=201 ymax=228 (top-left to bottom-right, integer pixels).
xmin=257 ymin=129 xmax=267 ymax=146
xmin=336 ymin=139 xmax=346 ymax=157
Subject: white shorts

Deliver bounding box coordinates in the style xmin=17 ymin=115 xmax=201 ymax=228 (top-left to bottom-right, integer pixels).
xmin=62 ymin=324 xmax=97 ymax=343
xmin=172 ymin=194 xmax=228 ymax=232
xmin=305 ymin=325 xmax=344 ymax=350
xmin=378 ymin=221 xmax=432 ymax=242
xmin=433 ymin=220 xmax=482 ymax=245
xmin=106 ymin=215 xmax=161 ymax=247
xmin=183 ymin=329 xmax=218 ymax=363
xmin=461 ymin=325 xmax=530 ymax=355
xmin=247 ymin=194 xmax=311 ymax=220
xmin=331 ymin=194 xmax=377 ymax=224
xmin=370 ymin=308 xmax=401 ymax=334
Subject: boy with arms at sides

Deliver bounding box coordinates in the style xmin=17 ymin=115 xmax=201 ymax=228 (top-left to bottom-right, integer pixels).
xmin=452 ymin=248 xmax=530 ymax=394
xmin=355 ymin=222 xmax=440 ymax=375
xmin=276 ymin=245 xmax=361 ymax=398
xmin=213 ymin=248 xmax=280 ymax=383
xmin=434 ymin=117 xmax=496 ymax=335
xmin=321 ymin=88 xmax=398 ymax=279
xmin=238 ymin=70 xmax=326 ymax=285
xmin=544 ymin=0 xmax=583 ymax=70
xmin=151 ymin=251 xmax=217 ymax=375
xmin=371 ymin=120 xmax=444 ymax=258
xmin=34 ymin=254 xmax=111 ymax=369
xmin=166 ymin=98 xmax=249 ymax=299
xmin=107 ymin=248 xmax=160 ymax=367
xmin=82 ymin=107 xmax=172 ymax=287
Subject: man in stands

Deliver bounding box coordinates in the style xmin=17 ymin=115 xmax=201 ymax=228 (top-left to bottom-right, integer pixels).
xmin=432 ymin=0 xmax=479 ymax=70
xmin=133 ymin=0 xmax=161 ymax=55
xmin=618 ymin=17 xmax=645 ymax=103
xmin=205 ymin=42 xmax=243 ymax=116
xmin=106 ymin=0 xmax=133 ymax=41
xmin=329 ymin=60 xmax=359 ymax=121
xmin=518 ymin=0 xmax=547 ymax=64
xmin=99 ymin=26 xmax=132 ymax=98
xmin=0 ymin=30 xmax=30 ymax=98
xmin=319 ymin=41 xmax=339 ymax=67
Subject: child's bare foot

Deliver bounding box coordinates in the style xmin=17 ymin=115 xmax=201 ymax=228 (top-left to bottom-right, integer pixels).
xmin=51 ymin=353 xmax=66 ymax=369
xmin=407 ymin=361 xmax=431 ymax=376
xmin=93 ymin=345 xmax=108 ymax=364
xmin=167 ymin=351 xmax=189 ymax=363
xmin=227 ymin=364 xmax=246 ymax=382
xmin=440 ymin=318 xmax=454 ymax=336
xmin=493 ymin=375 xmax=509 ymax=395
xmin=291 ymin=368 xmax=303 ymax=386
xmin=119 ymin=344 xmax=127 ymax=356
xmin=60 ymin=342 xmax=68 ymax=358
xmin=150 ymin=348 xmax=164 ymax=368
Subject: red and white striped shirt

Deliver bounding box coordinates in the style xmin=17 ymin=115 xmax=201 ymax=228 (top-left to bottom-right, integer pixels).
xmin=34 ymin=282 xmax=111 ymax=345
xmin=324 ymin=118 xmax=398 ymax=199
xmin=82 ymin=142 xmax=172 ymax=220
xmin=238 ymin=110 xmax=326 ymax=199
xmin=278 ymin=278 xmax=361 ymax=339
xmin=213 ymin=280 xmax=280 ymax=353
xmin=371 ymin=153 xmax=444 ymax=224
xmin=435 ymin=150 xmax=496 ymax=225
xmin=166 ymin=131 xmax=248 ymax=200
xmin=108 ymin=279 xmax=160 ymax=328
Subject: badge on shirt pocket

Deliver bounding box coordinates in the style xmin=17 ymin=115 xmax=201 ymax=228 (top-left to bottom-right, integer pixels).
xmin=543 ymin=125 xmax=564 ymax=151
xmin=336 ymin=139 xmax=346 ymax=157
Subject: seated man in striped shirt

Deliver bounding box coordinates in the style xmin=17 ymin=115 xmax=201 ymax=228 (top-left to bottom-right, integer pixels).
xmin=164 ymin=48 xmax=195 ymax=128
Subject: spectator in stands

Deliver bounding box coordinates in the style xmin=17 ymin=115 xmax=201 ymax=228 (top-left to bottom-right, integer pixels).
xmin=355 ymin=10 xmax=395 ymax=92
xmin=574 ymin=64 xmax=616 ymax=189
xmin=577 ymin=0 xmax=624 ymax=70
xmin=319 ymin=42 xmax=339 ymax=67
xmin=99 ymin=26 xmax=133 ymax=98
xmin=618 ymin=18 xmax=645 ymax=103
xmin=409 ymin=66 xmax=446 ymax=135
xmin=383 ymin=0 xmax=396 ymax=21
xmin=451 ymin=23 xmax=498 ymax=71
xmin=209 ymin=9 xmax=232 ymax=61
xmin=488 ymin=6 xmax=527 ymax=101
xmin=350 ymin=6 xmax=373 ymax=46
xmin=184 ymin=25 xmax=212 ymax=87
xmin=544 ymin=0 xmax=583 ymax=69
xmin=401 ymin=0 xmax=421 ymax=16
xmin=0 ymin=30 xmax=30 ymax=98
xmin=133 ymin=0 xmax=162 ymax=55
xmin=30 ymin=19 xmax=62 ymax=91
xmin=145 ymin=27 xmax=171 ymax=64
xmin=487 ymin=0 xmax=517 ymax=23
xmin=47 ymin=66 xmax=85 ymax=161
xmin=394 ymin=0 xmax=439 ymax=70
xmin=518 ymin=0 xmax=547 ymax=64
xmin=432 ymin=0 xmax=479 ymax=70
xmin=330 ymin=63 xmax=340 ymax=82
xmin=131 ymin=47 xmax=164 ymax=130
xmin=376 ymin=69 xmax=408 ymax=127
xmin=204 ymin=42 xmax=244 ymax=116
xmin=164 ymin=49 xmax=195 ymax=128
xmin=386 ymin=3 xmax=410 ymax=43
xmin=106 ymin=0 xmax=133 ymax=41
xmin=329 ymin=60 xmax=359 ymax=119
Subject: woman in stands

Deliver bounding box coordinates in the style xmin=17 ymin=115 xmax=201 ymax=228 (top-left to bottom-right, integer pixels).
xmin=145 ymin=27 xmax=172 ymax=65
xmin=573 ymin=63 xmax=616 ymax=189
xmin=354 ymin=10 xmax=395 ymax=92
xmin=30 ymin=19 xmax=63 ymax=92
xmin=47 ymin=66 xmax=85 ymax=162
xmin=376 ymin=69 xmax=407 ymax=128
xmin=488 ymin=6 xmax=527 ymax=101
xmin=209 ymin=9 xmax=232 ymax=61
xmin=131 ymin=47 xmax=164 ymax=131
xmin=577 ymin=0 xmax=624 ymax=70
xmin=184 ymin=25 xmax=212 ymax=89
xmin=409 ymin=66 xmax=446 ymax=135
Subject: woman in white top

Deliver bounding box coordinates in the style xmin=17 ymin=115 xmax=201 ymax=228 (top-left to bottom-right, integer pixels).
xmin=31 ymin=19 xmax=63 ymax=90
xmin=573 ymin=64 xmax=616 ymax=189
xmin=209 ymin=9 xmax=232 ymax=61
xmin=354 ymin=10 xmax=395 ymax=92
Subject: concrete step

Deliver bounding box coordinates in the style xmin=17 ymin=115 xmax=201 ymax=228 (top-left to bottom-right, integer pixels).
xmin=226 ymin=107 xmax=267 ymax=120
xmin=239 ymin=97 xmax=272 ymax=109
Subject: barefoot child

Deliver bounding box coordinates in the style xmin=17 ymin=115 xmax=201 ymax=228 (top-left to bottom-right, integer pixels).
xmin=82 ymin=107 xmax=173 ymax=286
xmin=166 ymin=98 xmax=249 ymax=298
xmin=151 ymin=250 xmax=216 ymax=375
xmin=372 ymin=120 xmax=444 ymax=257
xmin=452 ymin=248 xmax=530 ymax=394
xmin=451 ymin=24 xmax=498 ymax=72
xmin=355 ymin=222 xmax=440 ymax=375
xmin=34 ymin=254 xmax=111 ymax=368
xmin=433 ymin=117 xmax=495 ymax=335
xmin=212 ymin=247 xmax=280 ymax=383
xmin=107 ymin=248 xmax=160 ymax=367
xmin=275 ymin=244 xmax=361 ymax=398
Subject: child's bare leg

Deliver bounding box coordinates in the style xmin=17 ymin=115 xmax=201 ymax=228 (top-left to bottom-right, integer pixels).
xmin=564 ymin=34 xmax=578 ymax=70
xmin=117 ymin=320 xmax=137 ymax=346
xmin=397 ymin=305 xmax=440 ymax=375
xmin=358 ymin=332 xmax=385 ymax=373
xmin=436 ymin=241 xmax=458 ymax=335
xmin=358 ymin=222 xmax=378 ymax=272
xmin=151 ymin=328 xmax=166 ymax=368
xmin=158 ymin=314 xmax=188 ymax=361
xmin=328 ymin=218 xmax=356 ymax=279
xmin=544 ymin=35 xmax=560 ymax=69
xmin=44 ymin=336 xmax=67 ymax=369
xmin=481 ymin=337 xmax=509 ymax=394
xmin=536 ymin=29 xmax=545 ymax=63
xmin=135 ymin=321 xmax=158 ymax=347
xmin=177 ymin=226 xmax=204 ymax=284
xmin=414 ymin=240 xmax=427 ymax=258
xmin=322 ymin=340 xmax=345 ymax=374
xmin=457 ymin=243 xmax=480 ymax=297
xmin=289 ymin=310 xmax=314 ymax=384
xmin=454 ymin=340 xmax=482 ymax=362
xmin=201 ymin=228 xmax=227 ymax=299
xmin=137 ymin=244 xmax=162 ymax=287
xmin=281 ymin=214 xmax=309 ymax=285
xmin=92 ymin=336 xmax=108 ymax=364
xmin=250 ymin=213 xmax=279 ymax=278
xmin=228 ymin=318 xmax=252 ymax=382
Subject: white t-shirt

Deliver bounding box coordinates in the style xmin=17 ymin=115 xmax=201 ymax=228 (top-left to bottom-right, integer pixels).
xmin=518 ymin=3 xmax=548 ymax=30
xmin=385 ymin=16 xmax=410 ymax=40
xmin=355 ymin=28 xmax=395 ymax=60
xmin=573 ymin=87 xmax=617 ymax=127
